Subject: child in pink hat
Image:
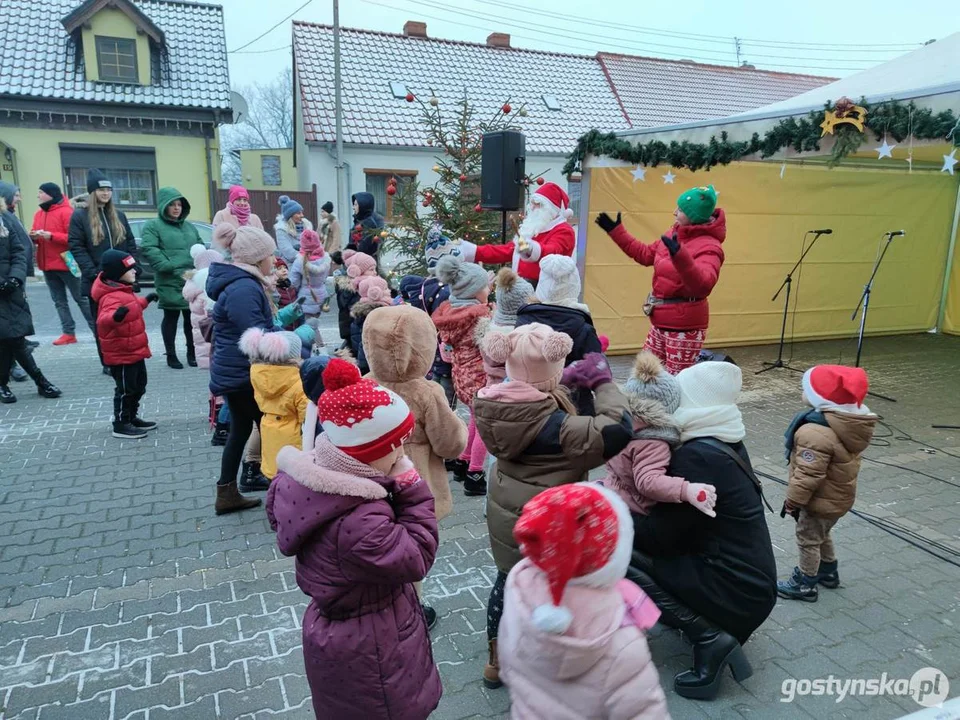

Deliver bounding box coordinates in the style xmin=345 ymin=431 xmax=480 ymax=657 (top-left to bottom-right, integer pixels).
xmin=289 ymin=228 xmax=331 ymax=319
xmin=499 ymin=483 xmax=669 ymax=719
xmin=472 ymin=323 xmax=633 ymax=688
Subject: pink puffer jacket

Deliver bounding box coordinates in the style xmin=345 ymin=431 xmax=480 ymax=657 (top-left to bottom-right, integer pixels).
xmin=182 ymin=270 xmax=211 ymax=368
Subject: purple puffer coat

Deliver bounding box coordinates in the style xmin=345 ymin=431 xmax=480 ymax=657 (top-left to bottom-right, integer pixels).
xmin=266 ymin=442 xmax=442 ymax=720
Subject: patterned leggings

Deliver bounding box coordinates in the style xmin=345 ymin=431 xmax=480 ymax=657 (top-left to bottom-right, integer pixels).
xmin=644 ymin=326 xmax=706 ymax=375
xmin=487 ymin=571 xmax=508 ymax=641
xmin=459 ymin=408 xmax=488 ymax=472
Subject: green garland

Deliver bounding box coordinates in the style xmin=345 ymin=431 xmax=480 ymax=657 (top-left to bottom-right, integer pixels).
xmin=562 ymin=99 xmax=960 ymax=176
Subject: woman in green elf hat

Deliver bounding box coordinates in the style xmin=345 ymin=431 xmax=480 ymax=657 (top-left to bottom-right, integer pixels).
xmin=596 ymin=185 xmax=725 ymax=374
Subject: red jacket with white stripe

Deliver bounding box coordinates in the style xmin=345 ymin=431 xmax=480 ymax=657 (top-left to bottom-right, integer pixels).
xmin=608 ymin=209 xmax=726 ymax=331
xmin=468 ymin=221 xmax=576 ymax=282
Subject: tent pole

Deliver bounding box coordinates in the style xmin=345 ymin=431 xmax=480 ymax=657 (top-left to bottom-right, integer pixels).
xmin=936 ymin=174 xmax=960 ymax=331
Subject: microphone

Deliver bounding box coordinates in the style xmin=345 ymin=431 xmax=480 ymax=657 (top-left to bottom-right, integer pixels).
xmin=887 ymin=230 xmax=905 ymax=237
xmin=808 ymin=229 xmax=833 ymax=234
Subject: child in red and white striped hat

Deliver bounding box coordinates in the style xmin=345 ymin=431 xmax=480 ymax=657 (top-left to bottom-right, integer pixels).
xmin=498 ymin=483 xmax=669 ymax=719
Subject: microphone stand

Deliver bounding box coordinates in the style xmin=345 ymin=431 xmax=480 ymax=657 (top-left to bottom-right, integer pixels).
xmin=851 ymin=232 xmax=897 ymax=402
xmin=757 ymin=231 xmax=826 ymax=375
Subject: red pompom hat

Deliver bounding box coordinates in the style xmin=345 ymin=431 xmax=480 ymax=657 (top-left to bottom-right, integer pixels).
xmin=317 ymin=359 xmax=414 ymax=463
xmin=513 ymin=483 xmax=634 ymax=633
xmin=802 ymin=365 xmax=870 ymax=413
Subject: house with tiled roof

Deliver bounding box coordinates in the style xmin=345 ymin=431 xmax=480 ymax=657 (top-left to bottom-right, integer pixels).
xmin=0 ymin=0 xmax=232 ymax=223
xmin=292 ymin=20 xmax=830 ymax=223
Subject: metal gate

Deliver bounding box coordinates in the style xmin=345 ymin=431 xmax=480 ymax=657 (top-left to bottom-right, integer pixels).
xmin=212 ymin=183 xmax=318 ymax=225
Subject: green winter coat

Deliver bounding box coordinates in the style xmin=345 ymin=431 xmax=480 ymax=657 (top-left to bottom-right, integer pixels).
xmin=140 ymin=187 xmax=202 ymax=310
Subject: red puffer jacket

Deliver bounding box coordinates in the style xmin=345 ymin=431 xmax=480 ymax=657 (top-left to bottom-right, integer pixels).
xmin=608 ymin=209 xmax=726 ymax=331
xmin=91 ymin=275 xmax=152 ymax=366
xmin=30 ymin=199 xmax=74 ymax=272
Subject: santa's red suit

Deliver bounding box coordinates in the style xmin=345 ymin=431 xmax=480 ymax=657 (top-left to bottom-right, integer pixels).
xmin=459 ymin=182 xmax=576 ymax=283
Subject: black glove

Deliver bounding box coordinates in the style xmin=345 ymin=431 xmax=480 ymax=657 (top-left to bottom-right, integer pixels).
xmin=145 ymin=293 xmax=159 ymax=304
xmin=661 ymin=232 xmax=680 ymax=256
xmin=780 ymin=501 xmax=801 ymax=521
xmin=113 ymin=305 xmax=130 ymax=322
xmin=595 ymin=212 xmax=621 ymax=234
xmin=0 ymin=281 xmax=12 ymax=296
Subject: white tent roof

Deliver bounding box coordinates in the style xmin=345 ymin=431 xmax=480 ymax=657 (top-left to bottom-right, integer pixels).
xmin=610 ymin=32 xmax=960 ymax=147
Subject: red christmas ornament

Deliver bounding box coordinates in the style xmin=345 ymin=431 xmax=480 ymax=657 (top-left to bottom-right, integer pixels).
xmin=386 ymin=185 xmax=397 ymax=196
xmin=502 ymin=103 xmax=512 ymax=114
xmin=536 ymin=176 xmax=545 ymax=186
xmin=405 ymin=92 xmax=415 ymax=102
xmin=422 ymin=196 xmax=432 ymax=207
xmin=459 ymin=174 xmax=467 ymax=182
xmin=697 ymin=490 xmax=707 ymax=503
xmin=474 ymin=203 xmax=482 ymax=212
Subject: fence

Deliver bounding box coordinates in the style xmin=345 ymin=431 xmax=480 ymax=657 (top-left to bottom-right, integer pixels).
xmin=211 ymin=183 xmax=318 ymax=225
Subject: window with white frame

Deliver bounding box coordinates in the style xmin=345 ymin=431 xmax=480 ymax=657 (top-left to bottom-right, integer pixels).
xmin=61 ymin=145 xmax=157 ymax=209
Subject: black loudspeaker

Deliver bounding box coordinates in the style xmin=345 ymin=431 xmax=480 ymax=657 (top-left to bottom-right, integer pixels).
xmin=481 ymin=131 xmax=525 ymax=211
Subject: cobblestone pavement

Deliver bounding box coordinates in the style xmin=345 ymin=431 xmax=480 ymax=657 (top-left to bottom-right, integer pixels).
xmin=2 ymin=281 xmax=959 ymax=719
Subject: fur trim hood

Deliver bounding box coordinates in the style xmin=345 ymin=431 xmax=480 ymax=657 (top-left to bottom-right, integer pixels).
xmin=70 ymin=194 xmax=89 ymax=209
xmin=276 ymin=445 xmax=387 ymax=500
xmin=627 ymin=396 xmax=678 ymax=432
xmin=474 ymin=315 xmax=514 ymax=347
xmin=350 ymin=299 xmax=390 ymax=321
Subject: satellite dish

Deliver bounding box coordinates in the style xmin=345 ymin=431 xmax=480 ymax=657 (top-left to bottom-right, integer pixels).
xmin=230 ymin=91 xmax=249 ymax=125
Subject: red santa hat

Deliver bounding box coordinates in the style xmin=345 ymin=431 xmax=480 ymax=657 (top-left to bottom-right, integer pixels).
xmin=513 ymin=483 xmax=634 ymax=634
xmin=533 ymin=182 xmax=574 ymax=221
xmin=317 ymin=359 xmax=414 ymax=463
xmin=802 ymin=365 xmax=871 ymax=414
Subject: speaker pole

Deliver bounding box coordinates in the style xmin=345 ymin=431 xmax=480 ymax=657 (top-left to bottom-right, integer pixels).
xmin=501 ymin=211 xmax=508 ymax=250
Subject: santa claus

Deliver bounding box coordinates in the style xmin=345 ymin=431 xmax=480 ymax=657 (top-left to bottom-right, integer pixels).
xmin=457 ymin=182 xmax=576 ymax=285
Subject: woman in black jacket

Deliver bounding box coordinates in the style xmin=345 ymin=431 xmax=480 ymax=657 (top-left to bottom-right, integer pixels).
xmin=348 ymin=192 xmax=385 ymax=260
xmin=67 ymin=170 xmax=138 ymax=370
xmin=0 ymin=199 xmax=61 ymax=403
xmin=628 ymin=361 xmax=777 ymax=701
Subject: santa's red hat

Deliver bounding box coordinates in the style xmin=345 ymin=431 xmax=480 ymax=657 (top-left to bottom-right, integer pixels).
xmin=802 ymin=365 xmax=870 ymax=413
xmin=533 ymin=182 xmax=574 ymax=221
xmin=317 ymin=359 xmax=414 ymax=463
xmin=513 ymin=483 xmax=634 ymax=633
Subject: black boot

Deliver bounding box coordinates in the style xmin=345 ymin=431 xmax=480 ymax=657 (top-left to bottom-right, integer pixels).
xmin=777 ymin=566 xmax=819 ymax=602
xmin=448 ymin=459 xmax=468 ymax=483
xmin=817 ymin=559 xmax=840 ymax=589
xmin=627 ymin=559 xmax=752 ymax=700
xmin=463 ymin=470 xmax=487 ymax=497
xmin=167 ymin=353 xmax=184 ymax=369
xmin=36 ymin=376 xmax=62 ymax=399
xmin=211 ymin=422 xmax=230 ymax=447
xmin=0 ymin=385 xmax=16 ymax=404
xmin=239 ymin=461 xmax=270 ymax=491
xmin=186 ymin=345 xmax=197 ymax=368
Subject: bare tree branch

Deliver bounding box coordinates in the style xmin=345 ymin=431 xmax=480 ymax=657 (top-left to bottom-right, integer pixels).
xmin=220 ymin=69 xmax=294 ymax=182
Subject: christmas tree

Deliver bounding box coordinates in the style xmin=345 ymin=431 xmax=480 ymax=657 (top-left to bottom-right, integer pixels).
xmin=382 ymin=91 xmax=543 ymax=279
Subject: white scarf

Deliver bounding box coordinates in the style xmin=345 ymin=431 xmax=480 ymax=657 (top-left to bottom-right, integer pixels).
xmin=674 ymin=403 xmax=746 ymax=444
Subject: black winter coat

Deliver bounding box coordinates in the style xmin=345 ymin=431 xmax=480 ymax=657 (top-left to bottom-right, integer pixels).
xmin=632 ymin=439 xmax=777 ymax=644
xmin=0 ymin=216 xmax=35 ymax=340
xmin=67 ymin=202 xmax=137 ymax=296
xmin=349 ymin=192 xmax=385 ymax=260
xmin=334 ymin=275 xmax=361 ymax=342
xmin=408 ymin=276 xmax=452 ymax=379
xmin=515 ymin=303 xmax=602 ymax=365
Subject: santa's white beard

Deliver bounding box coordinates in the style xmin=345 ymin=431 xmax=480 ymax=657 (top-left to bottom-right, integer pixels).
xmin=518 ymin=204 xmax=558 ymax=241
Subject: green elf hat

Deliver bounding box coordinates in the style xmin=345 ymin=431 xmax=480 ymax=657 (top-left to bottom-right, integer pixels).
xmin=677 ymin=185 xmax=718 ymax=224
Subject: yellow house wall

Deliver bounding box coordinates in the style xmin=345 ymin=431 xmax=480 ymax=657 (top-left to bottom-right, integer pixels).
xmin=81 ymin=8 xmax=151 ymax=86
xmin=239 ymin=149 xmax=297 ymax=191
xmin=584 ymin=162 xmax=957 ymax=353
xmin=1 ymin=127 xmax=215 ymax=222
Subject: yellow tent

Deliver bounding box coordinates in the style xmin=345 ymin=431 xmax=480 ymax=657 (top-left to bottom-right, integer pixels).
xmin=575 ymin=35 xmax=960 ymax=353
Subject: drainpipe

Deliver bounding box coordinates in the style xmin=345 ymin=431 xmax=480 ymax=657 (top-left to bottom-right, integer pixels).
xmin=204 ymin=128 xmax=216 ymax=222
xmin=333 ymin=0 xmax=346 ymax=241
xmin=936 ymin=175 xmax=960 ymax=331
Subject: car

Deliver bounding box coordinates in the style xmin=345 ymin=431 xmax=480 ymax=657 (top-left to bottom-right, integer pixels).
xmin=129 ymin=219 xmax=214 ymax=286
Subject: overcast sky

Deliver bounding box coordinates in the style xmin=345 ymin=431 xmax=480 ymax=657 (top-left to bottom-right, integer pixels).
xmin=223 ymin=0 xmax=958 ymax=86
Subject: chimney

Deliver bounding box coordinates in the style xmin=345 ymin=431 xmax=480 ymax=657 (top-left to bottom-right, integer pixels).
xmin=486 ymin=32 xmax=510 ymax=48
xmin=403 ymin=21 xmax=427 ymax=38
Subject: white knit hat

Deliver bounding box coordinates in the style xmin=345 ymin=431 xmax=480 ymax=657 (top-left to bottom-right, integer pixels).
xmin=536 ymin=255 xmax=584 ymax=310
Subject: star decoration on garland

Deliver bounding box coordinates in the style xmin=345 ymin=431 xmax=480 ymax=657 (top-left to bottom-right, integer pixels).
xmin=943 ymin=149 xmax=958 ymax=176
xmin=631 ymin=166 xmax=647 ymax=182
xmin=662 ymin=170 xmax=676 ymax=184
xmin=875 ymin=139 xmax=896 ymax=159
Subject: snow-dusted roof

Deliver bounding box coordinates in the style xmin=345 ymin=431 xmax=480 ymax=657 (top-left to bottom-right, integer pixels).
xmin=0 ymin=0 xmax=232 ymax=111
xmin=598 ymin=53 xmax=830 ymax=128
xmin=293 ymin=22 xmax=631 ymax=153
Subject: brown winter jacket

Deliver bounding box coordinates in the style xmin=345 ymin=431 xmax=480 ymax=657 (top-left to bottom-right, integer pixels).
xmin=363 ymin=305 xmax=468 ymax=521
xmin=474 ymin=381 xmax=633 ymax=572
xmin=786 ymin=411 xmax=877 ymax=519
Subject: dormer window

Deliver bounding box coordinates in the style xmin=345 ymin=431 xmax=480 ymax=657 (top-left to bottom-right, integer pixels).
xmin=96 ymin=36 xmax=139 ymax=83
